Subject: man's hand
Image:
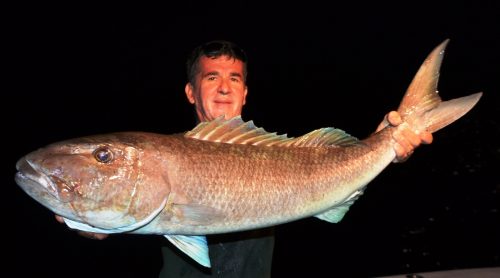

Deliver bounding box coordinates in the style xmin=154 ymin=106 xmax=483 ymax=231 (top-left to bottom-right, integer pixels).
xmin=376 ymin=111 xmax=433 ymax=163
xmin=55 ymin=215 xmax=109 ymax=240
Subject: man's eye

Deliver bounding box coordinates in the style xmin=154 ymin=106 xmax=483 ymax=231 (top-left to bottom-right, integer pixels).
xmin=207 ymin=76 xmax=216 ymax=81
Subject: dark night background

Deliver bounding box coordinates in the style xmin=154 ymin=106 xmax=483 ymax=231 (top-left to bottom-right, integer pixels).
xmin=5 ymin=1 xmax=499 ymax=277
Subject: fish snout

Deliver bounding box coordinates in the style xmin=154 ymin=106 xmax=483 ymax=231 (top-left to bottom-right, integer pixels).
xmin=16 ymin=156 xmax=62 ymax=200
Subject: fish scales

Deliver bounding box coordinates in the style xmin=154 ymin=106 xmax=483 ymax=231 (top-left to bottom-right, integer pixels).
xmin=141 ymin=128 xmax=394 ymax=234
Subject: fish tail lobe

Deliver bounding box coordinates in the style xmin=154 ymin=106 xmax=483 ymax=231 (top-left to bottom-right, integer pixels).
xmin=397 ymin=39 xmax=482 ymax=134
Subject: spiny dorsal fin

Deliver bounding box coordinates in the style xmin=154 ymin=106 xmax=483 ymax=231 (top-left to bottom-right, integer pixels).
xmin=185 ymin=116 xmax=359 ymax=147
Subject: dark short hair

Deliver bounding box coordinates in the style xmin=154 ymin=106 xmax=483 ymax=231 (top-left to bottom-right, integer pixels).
xmin=186 ymin=40 xmax=248 ymax=85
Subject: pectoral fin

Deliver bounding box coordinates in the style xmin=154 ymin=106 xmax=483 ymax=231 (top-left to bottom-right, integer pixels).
xmin=164 ymin=235 xmax=211 ymax=267
xmin=171 ymin=203 xmax=225 ymax=225
xmin=63 ymin=218 xmax=113 ymax=233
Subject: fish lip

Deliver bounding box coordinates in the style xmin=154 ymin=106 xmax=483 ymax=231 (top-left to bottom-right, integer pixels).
xmin=15 ymin=157 xmax=58 ymax=197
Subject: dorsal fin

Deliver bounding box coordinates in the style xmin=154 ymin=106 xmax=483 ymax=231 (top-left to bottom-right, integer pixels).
xmin=185 ymin=116 xmax=359 ymax=147
xmin=285 ymin=128 xmax=359 ymax=147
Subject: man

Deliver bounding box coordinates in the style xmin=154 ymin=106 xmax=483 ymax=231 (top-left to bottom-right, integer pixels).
xmin=159 ymin=41 xmax=275 ymax=277
xmin=57 ymin=40 xmax=432 ymax=277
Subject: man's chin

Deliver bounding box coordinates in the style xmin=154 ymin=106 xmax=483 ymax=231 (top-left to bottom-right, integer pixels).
xmin=210 ymin=109 xmax=235 ymax=120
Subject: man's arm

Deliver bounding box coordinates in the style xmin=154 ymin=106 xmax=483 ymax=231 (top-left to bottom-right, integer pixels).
xmin=377 ymin=111 xmax=433 ymax=163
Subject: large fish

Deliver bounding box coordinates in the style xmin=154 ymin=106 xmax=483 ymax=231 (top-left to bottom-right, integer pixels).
xmin=15 ymin=40 xmax=481 ymax=267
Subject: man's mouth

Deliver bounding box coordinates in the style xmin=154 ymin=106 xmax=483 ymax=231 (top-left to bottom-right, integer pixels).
xmin=214 ymin=100 xmax=232 ymax=104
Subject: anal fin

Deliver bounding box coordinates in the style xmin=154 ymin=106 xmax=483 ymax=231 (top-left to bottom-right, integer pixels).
xmin=314 ymin=190 xmax=364 ymax=223
xmin=164 ymin=235 xmax=211 ymax=268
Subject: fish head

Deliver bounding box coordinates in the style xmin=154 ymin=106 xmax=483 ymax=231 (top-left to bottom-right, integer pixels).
xmin=15 ymin=133 xmax=170 ymax=232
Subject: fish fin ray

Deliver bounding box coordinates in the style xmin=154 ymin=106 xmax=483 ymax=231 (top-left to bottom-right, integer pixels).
xmin=172 ymin=203 xmax=225 ymax=225
xmin=164 ymin=235 xmax=211 ymax=267
xmin=315 ymin=205 xmax=350 ymax=223
xmin=289 ymin=128 xmax=359 ymax=147
xmin=397 ymin=39 xmax=482 ymax=134
xmin=422 ymin=93 xmax=482 ymax=133
xmin=185 ymin=116 xmax=359 ymax=147
xmin=63 ymin=218 xmax=116 ymax=233
xmin=314 ymin=190 xmax=364 ymax=223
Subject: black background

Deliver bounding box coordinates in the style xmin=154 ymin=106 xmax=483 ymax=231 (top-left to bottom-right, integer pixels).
xmin=5 ymin=1 xmax=499 ymax=277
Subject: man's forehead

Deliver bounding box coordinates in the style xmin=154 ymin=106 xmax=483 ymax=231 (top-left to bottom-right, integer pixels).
xmin=199 ymin=55 xmax=244 ymax=70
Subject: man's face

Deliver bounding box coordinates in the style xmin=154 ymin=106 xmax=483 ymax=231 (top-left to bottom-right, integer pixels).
xmin=185 ymin=55 xmax=248 ymax=122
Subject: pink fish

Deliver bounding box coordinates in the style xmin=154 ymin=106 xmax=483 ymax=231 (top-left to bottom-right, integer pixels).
xmin=15 ymin=40 xmax=482 ymax=267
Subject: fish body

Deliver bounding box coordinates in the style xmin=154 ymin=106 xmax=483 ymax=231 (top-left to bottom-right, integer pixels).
xmin=15 ymin=40 xmax=482 ymax=267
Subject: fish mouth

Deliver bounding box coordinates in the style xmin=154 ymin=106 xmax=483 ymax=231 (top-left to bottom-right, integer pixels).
xmin=15 ymin=157 xmax=59 ymax=199
xmin=15 ymin=157 xmax=78 ymax=221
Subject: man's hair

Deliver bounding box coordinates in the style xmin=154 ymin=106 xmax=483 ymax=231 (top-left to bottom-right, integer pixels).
xmin=186 ymin=40 xmax=248 ymax=85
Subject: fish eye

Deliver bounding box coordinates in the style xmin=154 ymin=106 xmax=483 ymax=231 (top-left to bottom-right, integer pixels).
xmin=93 ymin=147 xmax=114 ymax=163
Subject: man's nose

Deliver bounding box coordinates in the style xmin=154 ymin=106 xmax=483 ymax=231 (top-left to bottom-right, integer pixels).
xmin=218 ymin=79 xmax=230 ymax=95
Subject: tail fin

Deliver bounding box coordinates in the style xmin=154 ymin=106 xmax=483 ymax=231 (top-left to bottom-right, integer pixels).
xmin=398 ymin=39 xmax=482 ymax=133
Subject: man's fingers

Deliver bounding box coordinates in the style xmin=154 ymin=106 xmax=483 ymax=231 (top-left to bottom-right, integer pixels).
xmin=420 ymin=131 xmax=433 ymax=144
xmin=55 ymin=214 xmax=108 ymax=240
xmin=387 ymin=111 xmax=402 ymax=126
xmin=380 ymin=111 xmax=433 ymax=164
xmin=79 ymin=231 xmax=109 ymax=240
xmin=376 ymin=111 xmax=402 ymax=133
xmin=393 ymin=143 xmax=410 ymax=163
xmin=55 ymin=215 xmax=64 ymax=223
xmin=401 ymin=128 xmax=421 ymax=148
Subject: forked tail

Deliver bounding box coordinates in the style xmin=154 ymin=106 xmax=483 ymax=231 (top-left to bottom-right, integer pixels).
xmin=397 ymin=39 xmax=482 ymax=134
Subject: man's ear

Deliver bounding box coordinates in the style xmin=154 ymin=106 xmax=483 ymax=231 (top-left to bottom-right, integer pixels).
xmin=243 ymin=86 xmax=248 ymax=105
xmin=185 ymin=83 xmax=195 ymax=104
